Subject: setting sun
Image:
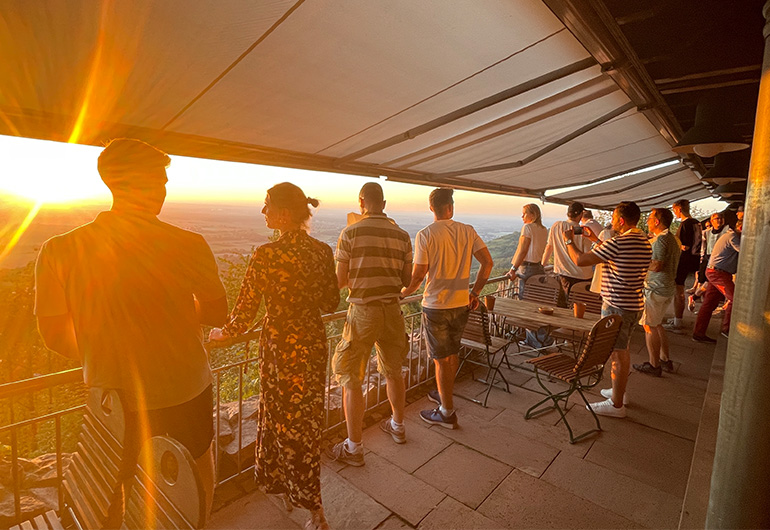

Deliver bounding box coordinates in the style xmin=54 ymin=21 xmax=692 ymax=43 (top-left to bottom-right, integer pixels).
xmin=1 ymin=136 xmax=109 ymax=204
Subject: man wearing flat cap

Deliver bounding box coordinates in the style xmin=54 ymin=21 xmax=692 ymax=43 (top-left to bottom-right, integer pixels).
xmin=34 ymin=138 xmax=227 ymax=525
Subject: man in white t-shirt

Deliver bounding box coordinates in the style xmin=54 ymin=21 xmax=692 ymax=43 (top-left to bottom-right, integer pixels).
xmin=581 ymin=210 xmax=604 ymax=239
xmin=401 ymin=188 xmax=493 ymax=429
xmin=542 ymin=202 xmax=593 ymax=306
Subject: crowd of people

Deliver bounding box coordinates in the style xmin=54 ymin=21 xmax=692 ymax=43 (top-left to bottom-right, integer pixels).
xmin=32 ymin=138 xmax=742 ymax=529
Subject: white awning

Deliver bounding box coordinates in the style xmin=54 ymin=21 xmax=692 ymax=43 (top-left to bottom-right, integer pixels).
xmin=0 ymin=0 xmax=708 ymax=205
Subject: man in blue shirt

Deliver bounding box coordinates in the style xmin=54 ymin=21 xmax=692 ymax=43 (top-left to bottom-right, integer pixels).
xmin=692 ymin=220 xmax=742 ymax=342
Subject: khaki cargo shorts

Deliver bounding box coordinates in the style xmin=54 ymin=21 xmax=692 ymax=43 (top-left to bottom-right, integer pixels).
xmin=332 ymin=300 xmax=408 ymax=388
xmin=639 ymin=291 xmax=674 ymax=328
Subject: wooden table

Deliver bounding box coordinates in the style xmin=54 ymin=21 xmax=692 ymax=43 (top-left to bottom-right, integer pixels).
xmin=490 ymin=297 xmax=599 ymax=334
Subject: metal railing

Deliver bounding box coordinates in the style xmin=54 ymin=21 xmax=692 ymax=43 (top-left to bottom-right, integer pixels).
xmin=0 ymin=276 xmax=515 ymax=524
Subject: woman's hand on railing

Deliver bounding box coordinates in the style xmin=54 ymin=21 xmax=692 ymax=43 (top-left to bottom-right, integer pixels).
xmin=207 ymin=327 xmax=234 ymax=348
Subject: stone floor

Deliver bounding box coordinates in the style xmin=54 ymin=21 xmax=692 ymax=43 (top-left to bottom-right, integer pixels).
xmin=208 ymin=313 xmax=722 ymax=530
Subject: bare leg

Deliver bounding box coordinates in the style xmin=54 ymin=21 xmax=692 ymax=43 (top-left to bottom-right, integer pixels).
xmin=307 ymin=506 xmax=330 ymax=530
xmin=643 ymin=325 xmax=661 ymax=366
xmin=434 ymin=355 xmax=459 ymax=410
xmin=385 ymin=373 xmax=406 ymax=423
xmin=656 ymin=325 xmax=670 ymax=362
xmin=610 ymin=349 xmax=630 ymax=407
xmin=342 ymin=386 xmax=365 ymax=443
xmin=194 ymin=442 xmax=216 ymax=523
xmin=674 ymin=285 xmax=685 ymax=319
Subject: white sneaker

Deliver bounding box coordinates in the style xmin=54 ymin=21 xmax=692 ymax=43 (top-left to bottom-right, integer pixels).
xmin=600 ymin=388 xmax=628 ymax=405
xmin=587 ymin=398 xmax=627 ymax=418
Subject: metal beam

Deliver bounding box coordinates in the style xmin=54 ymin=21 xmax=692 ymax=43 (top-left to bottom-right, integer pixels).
xmin=565 ymin=166 xmax=688 ymax=201
xmin=706 ymin=2 xmax=770 ymax=528
xmin=432 ymin=101 xmax=635 ymax=179
xmin=385 ymin=76 xmax=617 ymax=169
xmin=633 ymin=183 xmax=705 ymax=208
xmin=333 ymin=57 xmax=597 ymax=164
xmin=654 ymin=64 xmax=762 ymax=85
xmin=160 ymin=0 xmax=306 ymax=130
xmin=660 ymin=78 xmax=760 ymax=95
xmin=539 ymin=157 xmax=682 ymax=194
xmin=541 ymin=0 xmax=708 ymax=177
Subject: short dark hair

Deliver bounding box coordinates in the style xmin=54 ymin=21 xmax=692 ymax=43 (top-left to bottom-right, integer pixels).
xmin=567 ymin=202 xmax=584 ymax=220
xmin=651 ymin=207 xmax=674 ymax=228
xmin=582 ymin=210 xmax=593 ymax=219
xmin=429 ymin=188 xmax=454 ymax=210
xmin=98 ymin=138 xmax=170 ymax=189
xmin=672 ymin=199 xmax=690 ymax=214
xmin=359 ymin=182 xmax=384 ymax=203
xmin=615 ymin=201 xmax=641 ymax=226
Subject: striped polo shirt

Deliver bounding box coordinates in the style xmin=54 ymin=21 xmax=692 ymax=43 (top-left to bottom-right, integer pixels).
xmin=336 ymin=213 xmax=412 ymax=304
xmin=591 ymin=228 xmax=652 ymax=311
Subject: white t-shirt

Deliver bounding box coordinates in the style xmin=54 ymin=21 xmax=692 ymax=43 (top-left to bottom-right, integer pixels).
xmin=581 ymin=219 xmax=603 ymax=239
xmin=520 ymin=223 xmax=548 ymax=263
xmin=414 ymin=219 xmax=486 ymax=309
xmin=547 ymin=220 xmax=593 ymax=279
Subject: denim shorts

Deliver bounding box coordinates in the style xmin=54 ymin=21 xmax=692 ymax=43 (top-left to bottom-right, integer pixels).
xmin=422 ymin=306 xmax=470 ymax=359
xmin=601 ymin=303 xmax=642 ymax=350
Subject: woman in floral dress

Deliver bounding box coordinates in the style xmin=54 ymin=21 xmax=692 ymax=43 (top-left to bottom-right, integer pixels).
xmin=210 ymin=182 xmax=339 ymax=530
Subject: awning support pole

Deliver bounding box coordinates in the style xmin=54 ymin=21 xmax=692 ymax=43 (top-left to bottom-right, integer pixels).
xmin=705 ymin=2 xmax=770 ymax=528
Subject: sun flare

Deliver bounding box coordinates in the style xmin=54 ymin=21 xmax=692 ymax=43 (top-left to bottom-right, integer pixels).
xmin=1 ymin=135 xmax=109 ymax=205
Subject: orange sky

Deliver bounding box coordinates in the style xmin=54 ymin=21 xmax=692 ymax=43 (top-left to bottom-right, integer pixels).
xmin=0 ymin=134 xmax=726 ymax=217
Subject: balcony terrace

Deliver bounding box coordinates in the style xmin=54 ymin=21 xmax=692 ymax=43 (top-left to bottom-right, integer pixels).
xmin=206 ymin=306 xmax=723 ymax=530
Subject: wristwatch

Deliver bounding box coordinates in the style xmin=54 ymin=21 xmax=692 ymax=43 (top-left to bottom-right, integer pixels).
xmin=564 ymin=238 xmax=574 ymax=246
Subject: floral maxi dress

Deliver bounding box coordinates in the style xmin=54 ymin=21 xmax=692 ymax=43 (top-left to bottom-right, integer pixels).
xmin=222 ymin=230 xmax=339 ymax=510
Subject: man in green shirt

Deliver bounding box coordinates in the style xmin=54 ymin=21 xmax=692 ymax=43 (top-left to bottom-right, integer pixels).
xmin=634 ymin=208 xmax=681 ymax=376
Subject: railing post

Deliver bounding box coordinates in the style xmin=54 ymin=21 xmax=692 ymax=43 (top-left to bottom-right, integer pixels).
xmin=706 ymin=2 xmax=770 ymax=528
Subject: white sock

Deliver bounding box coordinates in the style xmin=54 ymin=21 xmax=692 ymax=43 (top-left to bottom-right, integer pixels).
xmin=674 ymin=317 xmax=682 ymax=326
xmin=345 ymin=439 xmax=362 ymax=454
xmin=439 ymin=405 xmax=454 ymax=417
xmin=390 ymin=419 xmax=404 ymax=432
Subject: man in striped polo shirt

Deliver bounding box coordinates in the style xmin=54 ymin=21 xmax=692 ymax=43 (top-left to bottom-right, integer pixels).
xmin=327 ymin=182 xmax=413 ymax=466
xmin=564 ymin=201 xmax=652 ymax=418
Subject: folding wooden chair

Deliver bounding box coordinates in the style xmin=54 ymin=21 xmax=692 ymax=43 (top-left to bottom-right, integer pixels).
xmin=524 ymin=314 xmax=621 ymax=443
xmin=519 ymin=274 xmax=560 ymax=304
xmin=568 ymin=281 xmax=603 ymax=315
xmin=457 ymin=304 xmax=511 ymax=407
xmin=551 ymin=280 xmax=605 ymax=353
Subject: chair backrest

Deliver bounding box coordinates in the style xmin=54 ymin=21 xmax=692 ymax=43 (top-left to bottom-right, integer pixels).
xmin=568 ymin=281 xmax=603 ymax=315
xmin=63 ymin=388 xmax=126 ymax=530
xmin=522 ymin=274 xmax=560 ymax=305
xmin=574 ymin=315 xmax=622 ymax=375
xmin=462 ymin=305 xmax=491 ymax=349
xmin=124 ymin=436 xmax=206 ymax=530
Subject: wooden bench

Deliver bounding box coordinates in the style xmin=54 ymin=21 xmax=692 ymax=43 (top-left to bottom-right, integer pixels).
xmin=11 ymin=388 xmax=205 ymax=530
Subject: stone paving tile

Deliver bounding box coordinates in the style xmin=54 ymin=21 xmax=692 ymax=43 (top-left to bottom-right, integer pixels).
xmin=586 ymin=434 xmax=693 ymax=497
xmin=478 ymin=469 xmax=640 ymax=529
xmin=425 ymin=411 xmax=560 ymax=478
xmin=414 ymin=443 xmax=512 ymax=509
xmin=405 ymin=392 xmax=503 ymax=423
xmin=490 ymin=408 xmax=595 ymax=460
xmin=338 ymin=451 xmax=446 ymax=526
xmin=317 ymin=467 xmax=391 ymax=530
xmin=363 ymin=418 xmax=452 ymax=473
xmin=375 ymin=514 xmax=414 ymax=529
xmin=541 ymin=452 xmax=682 ymax=529
xmin=419 ymin=496 xmax=505 ymax=530
xmin=209 ymin=488 xmax=301 ymax=529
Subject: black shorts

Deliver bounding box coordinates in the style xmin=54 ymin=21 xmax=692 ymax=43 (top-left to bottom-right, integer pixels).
xmin=675 ymin=256 xmax=699 ymax=286
xmin=122 ymin=384 xmax=214 ymax=480
xmin=697 ymin=255 xmax=710 ymax=284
